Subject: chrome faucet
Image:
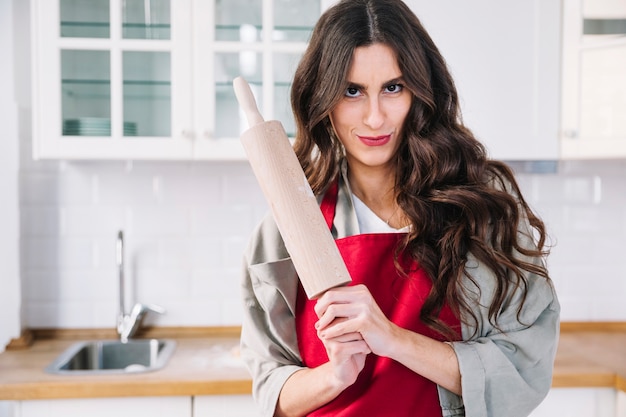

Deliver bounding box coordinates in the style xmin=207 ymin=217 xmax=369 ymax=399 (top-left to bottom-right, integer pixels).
xmin=116 ymin=231 xmax=165 ymax=343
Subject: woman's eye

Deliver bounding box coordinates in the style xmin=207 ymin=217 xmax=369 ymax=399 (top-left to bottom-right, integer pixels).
xmin=385 ymin=84 xmax=403 ymax=93
xmin=345 ymin=87 xmax=361 ymax=97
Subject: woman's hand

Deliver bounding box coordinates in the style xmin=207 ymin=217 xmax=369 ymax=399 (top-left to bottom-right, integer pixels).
xmin=318 ymin=322 xmax=370 ymax=388
xmin=315 ymin=284 xmax=398 ymax=359
xmin=275 ymin=330 xmax=370 ymax=417
xmin=314 ymin=284 xmax=462 ymax=396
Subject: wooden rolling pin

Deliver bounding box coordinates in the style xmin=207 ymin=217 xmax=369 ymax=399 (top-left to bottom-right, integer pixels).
xmin=233 ymin=77 xmax=351 ymax=299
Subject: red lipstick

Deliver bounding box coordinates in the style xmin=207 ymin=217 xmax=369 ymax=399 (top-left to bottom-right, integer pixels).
xmin=357 ymin=134 xmax=391 ymax=147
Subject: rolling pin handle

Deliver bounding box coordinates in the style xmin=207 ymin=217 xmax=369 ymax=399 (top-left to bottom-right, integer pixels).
xmin=233 ymin=76 xmax=265 ymax=127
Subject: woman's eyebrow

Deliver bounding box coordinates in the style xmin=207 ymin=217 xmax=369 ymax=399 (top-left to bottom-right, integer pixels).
xmin=382 ymin=77 xmax=405 ymax=88
xmin=346 ymin=81 xmax=366 ymax=90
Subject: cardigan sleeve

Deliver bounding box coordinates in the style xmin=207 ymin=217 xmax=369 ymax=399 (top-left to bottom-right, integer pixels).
xmin=239 ymin=214 xmax=305 ymax=417
xmin=438 ymin=214 xmax=560 ymax=417
xmin=449 ymin=278 xmax=559 ymax=416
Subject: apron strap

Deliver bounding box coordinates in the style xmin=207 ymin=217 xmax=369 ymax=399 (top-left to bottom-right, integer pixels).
xmin=320 ymin=179 xmax=339 ymax=230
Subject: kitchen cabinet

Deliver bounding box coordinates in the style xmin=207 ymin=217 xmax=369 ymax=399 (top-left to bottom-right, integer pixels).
xmin=561 ymin=0 xmax=626 ymax=158
xmin=193 ymin=395 xmax=259 ymax=417
xmin=31 ymin=0 xmax=564 ymax=162
xmin=14 ymin=396 xmax=191 ymax=417
xmin=6 ymin=390 xmax=623 ymax=417
xmin=9 ymin=395 xmax=259 ymax=417
xmin=0 ymin=0 xmax=21 ymax=353
xmin=30 ymin=0 xmax=319 ymax=160
xmin=529 ymin=388 xmax=616 ymax=417
xmin=404 ymin=0 xmax=561 ymax=161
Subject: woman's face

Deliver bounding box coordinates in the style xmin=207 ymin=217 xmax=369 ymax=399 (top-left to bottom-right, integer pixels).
xmin=329 ymin=43 xmax=412 ymax=172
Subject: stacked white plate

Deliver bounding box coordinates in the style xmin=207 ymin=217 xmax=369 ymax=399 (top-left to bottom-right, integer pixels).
xmin=123 ymin=122 xmax=137 ymax=136
xmin=63 ymin=118 xmax=137 ymax=136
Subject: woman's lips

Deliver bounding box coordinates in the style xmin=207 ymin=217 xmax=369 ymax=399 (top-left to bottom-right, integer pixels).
xmin=357 ymin=134 xmax=391 ymax=147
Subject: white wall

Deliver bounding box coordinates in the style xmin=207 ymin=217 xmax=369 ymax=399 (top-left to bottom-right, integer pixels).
xmin=9 ymin=1 xmax=626 ymax=331
xmin=0 ymin=0 xmax=22 ymax=351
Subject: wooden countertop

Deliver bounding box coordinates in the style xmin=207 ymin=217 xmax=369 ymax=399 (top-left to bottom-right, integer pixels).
xmin=0 ymin=333 xmax=251 ymax=400
xmin=553 ymin=329 xmax=626 ymax=391
xmin=1 ymin=325 xmax=625 ymax=400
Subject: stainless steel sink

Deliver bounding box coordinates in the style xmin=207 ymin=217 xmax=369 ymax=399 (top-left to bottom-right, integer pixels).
xmin=45 ymin=339 xmax=176 ymax=375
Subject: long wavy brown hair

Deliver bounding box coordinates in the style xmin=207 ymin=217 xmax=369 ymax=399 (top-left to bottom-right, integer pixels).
xmin=290 ymin=0 xmax=551 ymax=339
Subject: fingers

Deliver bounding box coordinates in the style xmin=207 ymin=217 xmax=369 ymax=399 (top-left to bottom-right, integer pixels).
xmin=314 ymin=285 xmax=374 ymax=339
xmin=325 ymin=337 xmax=371 ymax=356
xmin=317 ymin=321 xmax=370 ymax=358
xmin=314 ymin=284 xmax=369 ymax=319
xmin=321 ymin=333 xmax=371 ymax=385
xmin=325 ymin=349 xmax=369 ymax=388
xmin=315 ymin=304 xmax=362 ymax=332
xmin=314 ymin=284 xmax=397 ymax=359
xmin=316 ymin=312 xmax=372 ymax=387
xmin=322 ymin=330 xmax=365 ymax=344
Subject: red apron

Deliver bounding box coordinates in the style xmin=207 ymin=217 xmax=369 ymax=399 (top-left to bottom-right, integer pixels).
xmin=295 ymin=181 xmax=460 ymax=416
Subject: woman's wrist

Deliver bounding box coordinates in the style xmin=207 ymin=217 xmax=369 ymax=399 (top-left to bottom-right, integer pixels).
xmin=277 ymin=364 xmax=347 ymax=417
xmin=317 ymin=361 xmax=354 ymax=394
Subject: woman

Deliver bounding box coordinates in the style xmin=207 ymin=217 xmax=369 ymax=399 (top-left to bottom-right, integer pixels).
xmin=240 ymin=1 xmax=560 ymax=416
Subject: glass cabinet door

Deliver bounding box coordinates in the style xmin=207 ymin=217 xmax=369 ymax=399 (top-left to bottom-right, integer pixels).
xmin=214 ymin=51 xmax=263 ymax=139
xmin=122 ymin=0 xmax=171 ymax=40
xmin=60 ymin=0 xmax=110 ymax=38
xmin=59 ymin=0 xmax=172 ymax=140
xmin=193 ymin=0 xmax=319 ymax=160
xmin=33 ymin=0 xmax=321 ymax=159
xmin=32 ymin=0 xmax=192 ymax=159
xmin=273 ymin=52 xmax=303 ymax=137
xmin=61 ymin=49 xmax=111 ymax=136
xmin=273 ymin=0 xmax=319 ymax=42
xmin=123 ymin=51 xmax=171 ymax=137
xmin=214 ymin=0 xmax=262 ymax=41
xmin=60 ymin=0 xmax=113 ymax=138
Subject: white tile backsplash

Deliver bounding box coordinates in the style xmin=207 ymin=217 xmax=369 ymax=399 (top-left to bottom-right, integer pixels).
xmin=131 ymin=206 xmax=192 ymax=237
xmin=20 ymin=160 xmax=268 ymax=328
xmin=18 ymin=159 xmax=626 ymax=328
xmin=62 ymin=206 xmax=127 ymax=236
xmin=514 ymin=159 xmax=626 ymax=322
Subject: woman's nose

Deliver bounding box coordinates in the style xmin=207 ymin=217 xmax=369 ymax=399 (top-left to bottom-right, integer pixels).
xmin=363 ymin=97 xmax=385 ymax=130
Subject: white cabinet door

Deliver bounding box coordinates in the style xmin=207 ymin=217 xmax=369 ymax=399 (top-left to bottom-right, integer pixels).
xmin=405 ymin=0 xmax=561 ymax=161
xmin=0 ymin=401 xmax=17 ymax=417
xmin=17 ymin=397 xmax=191 ymax=417
xmin=190 ymin=0 xmax=318 ymax=160
xmin=618 ymin=390 xmax=626 ymax=417
xmin=529 ymin=388 xmax=616 ymax=417
xmin=31 ymin=0 xmax=195 ymax=160
xmin=193 ymin=395 xmax=259 ymax=417
xmin=561 ymin=0 xmax=626 ymax=158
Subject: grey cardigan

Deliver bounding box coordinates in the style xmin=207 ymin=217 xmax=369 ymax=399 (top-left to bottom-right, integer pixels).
xmin=240 ymin=171 xmax=560 ymax=417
